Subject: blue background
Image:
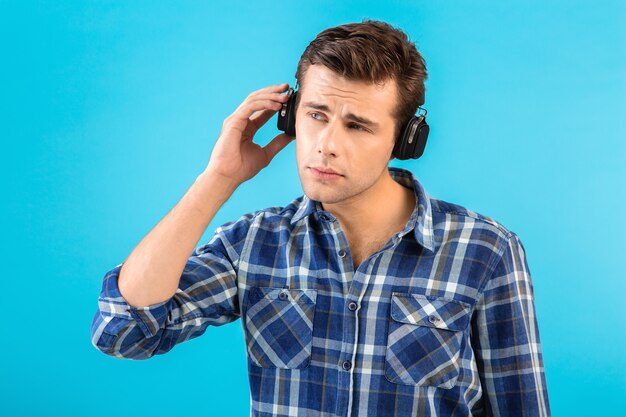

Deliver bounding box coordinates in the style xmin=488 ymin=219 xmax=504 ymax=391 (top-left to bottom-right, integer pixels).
xmin=2 ymin=1 xmax=625 ymax=416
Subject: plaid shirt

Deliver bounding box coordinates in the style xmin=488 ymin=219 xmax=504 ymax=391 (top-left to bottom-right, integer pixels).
xmin=91 ymin=167 xmax=550 ymax=417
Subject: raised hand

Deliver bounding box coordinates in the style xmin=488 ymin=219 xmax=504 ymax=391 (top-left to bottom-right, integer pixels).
xmin=206 ymin=82 xmax=294 ymax=186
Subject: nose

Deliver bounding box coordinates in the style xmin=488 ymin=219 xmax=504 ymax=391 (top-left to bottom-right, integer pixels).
xmin=316 ymin=120 xmax=340 ymax=158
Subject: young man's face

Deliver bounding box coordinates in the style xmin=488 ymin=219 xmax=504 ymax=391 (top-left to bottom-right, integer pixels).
xmin=295 ymin=64 xmax=399 ymax=205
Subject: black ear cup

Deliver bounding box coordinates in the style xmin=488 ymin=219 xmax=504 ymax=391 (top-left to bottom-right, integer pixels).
xmin=277 ymin=88 xmax=297 ymax=137
xmin=392 ymin=114 xmax=429 ymax=160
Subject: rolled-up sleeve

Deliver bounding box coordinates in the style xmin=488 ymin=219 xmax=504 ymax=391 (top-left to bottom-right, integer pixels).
xmin=471 ymin=232 xmax=551 ymax=416
xmin=91 ymin=214 xmax=254 ymax=360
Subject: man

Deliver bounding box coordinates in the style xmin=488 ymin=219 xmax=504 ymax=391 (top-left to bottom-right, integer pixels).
xmin=91 ymin=20 xmax=550 ymax=416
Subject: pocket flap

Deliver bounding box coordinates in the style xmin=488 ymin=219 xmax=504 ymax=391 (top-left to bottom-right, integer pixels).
xmin=249 ymin=287 xmax=317 ymax=304
xmin=390 ymin=293 xmax=470 ymax=331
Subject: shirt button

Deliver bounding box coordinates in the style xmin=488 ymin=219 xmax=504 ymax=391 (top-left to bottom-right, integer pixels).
xmin=348 ymin=302 xmax=357 ymax=311
xmin=338 ymin=249 xmax=347 ymax=258
xmin=342 ymin=360 xmax=352 ymax=370
xmin=428 ymin=315 xmax=441 ymax=324
xmin=278 ymin=291 xmax=288 ymax=300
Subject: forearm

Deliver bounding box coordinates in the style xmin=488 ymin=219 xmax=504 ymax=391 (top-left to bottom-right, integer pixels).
xmin=117 ymin=168 xmax=239 ymax=307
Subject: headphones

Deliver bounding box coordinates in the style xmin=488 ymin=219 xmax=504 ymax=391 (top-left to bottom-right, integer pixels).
xmin=277 ymin=86 xmax=430 ymax=160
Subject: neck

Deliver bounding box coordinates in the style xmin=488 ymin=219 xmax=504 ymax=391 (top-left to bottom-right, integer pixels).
xmin=321 ymin=168 xmax=416 ymax=237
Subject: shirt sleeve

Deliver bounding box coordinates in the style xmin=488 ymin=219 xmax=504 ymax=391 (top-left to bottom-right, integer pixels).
xmin=90 ymin=213 xmax=254 ymax=360
xmin=471 ymin=232 xmax=551 ymax=416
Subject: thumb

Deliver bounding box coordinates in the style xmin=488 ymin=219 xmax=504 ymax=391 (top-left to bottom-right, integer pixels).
xmin=262 ymin=133 xmax=295 ymax=164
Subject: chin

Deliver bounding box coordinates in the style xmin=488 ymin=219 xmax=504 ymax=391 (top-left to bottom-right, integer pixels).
xmin=297 ymin=165 xmax=363 ymax=204
xmin=301 ymin=183 xmax=327 ymax=202
xmin=300 ymin=182 xmax=348 ymax=204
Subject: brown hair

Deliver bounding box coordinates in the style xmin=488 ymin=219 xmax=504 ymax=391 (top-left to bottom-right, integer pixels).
xmin=295 ymin=19 xmax=427 ymax=139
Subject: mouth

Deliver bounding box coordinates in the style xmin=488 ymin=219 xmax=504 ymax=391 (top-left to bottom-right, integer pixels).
xmin=309 ymin=166 xmax=343 ymax=180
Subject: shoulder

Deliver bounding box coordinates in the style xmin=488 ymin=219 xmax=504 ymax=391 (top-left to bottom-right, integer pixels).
xmin=215 ymin=195 xmax=305 ymax=235
xmin=429 ymin=196 xmax=517 ymax=250
xmin=195 ymin=196 xmax=305 ymax=260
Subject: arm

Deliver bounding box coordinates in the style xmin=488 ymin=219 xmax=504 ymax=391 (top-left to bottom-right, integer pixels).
xmin=90 ymin=83 xmax=294 ymax=359
xmin=90 ymin=214 xmax=253 ymax=359
xmin=471 ymin=233 xmax=551 ymax=416
xmin=117 ymin=83 xmax=293 ymax=308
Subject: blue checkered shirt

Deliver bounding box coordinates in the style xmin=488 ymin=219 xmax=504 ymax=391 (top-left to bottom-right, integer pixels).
xmin=91 ymin=167 xmax=550 ymax=416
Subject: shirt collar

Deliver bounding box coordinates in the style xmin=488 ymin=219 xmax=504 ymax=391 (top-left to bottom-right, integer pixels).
xmin=290 ymin=167 xmax=435 ymax=253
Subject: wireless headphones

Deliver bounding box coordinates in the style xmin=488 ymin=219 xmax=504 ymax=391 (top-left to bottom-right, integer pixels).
xmin=277 ymin=86 xmax=430 ymax=160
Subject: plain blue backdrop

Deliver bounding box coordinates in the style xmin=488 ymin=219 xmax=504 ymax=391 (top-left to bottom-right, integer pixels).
xmin=1 ymin=1 xmax=625 ymax=416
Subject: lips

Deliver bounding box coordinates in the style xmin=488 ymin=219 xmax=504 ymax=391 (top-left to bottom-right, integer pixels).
xmin=310 ymin=166 xmax=342 ymax=175
xmin=309 ymin=166 xmax=343 ymax=180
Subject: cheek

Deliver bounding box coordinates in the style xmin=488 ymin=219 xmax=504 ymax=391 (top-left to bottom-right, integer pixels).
xmin=295 ymin=137 xmax=312 ymax=168
xmin=346 ymin=137 xmax=387 ymax=159
xmin=295 ymin=128 xmax=316 ymax=154
xmin=295 ymin=140 xmax=303 ymax=158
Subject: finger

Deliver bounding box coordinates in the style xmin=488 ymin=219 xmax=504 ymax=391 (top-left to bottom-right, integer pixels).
xmin=225 ymin=86 xmax=291 ymax=132
xmin=249 ymin=82 xmax=290 ymax=97
xmin=262 ymin=133 xmax=295 ymax=164
xmin=232 ymin=96 xmax=286 ymax=125
xmin=226 ymin=101 xmax=281 ymax=134
xmin=251 ymin=91 xmax=291 ymax=102
xmin=246 ymin=92 xmax=290 ymax=117
xmin=249 ymin=108 xmax=279 ymax=134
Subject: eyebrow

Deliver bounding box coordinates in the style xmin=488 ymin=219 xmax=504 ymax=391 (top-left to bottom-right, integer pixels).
xmin=302 ymin=101 xmax=380 ymax=129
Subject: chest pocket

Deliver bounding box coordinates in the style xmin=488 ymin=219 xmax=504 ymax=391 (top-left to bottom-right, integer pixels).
xmin=384 ymin=293 xmax=471 ymax=388
xmin=244 ymin=287 xmax=317 ymax=369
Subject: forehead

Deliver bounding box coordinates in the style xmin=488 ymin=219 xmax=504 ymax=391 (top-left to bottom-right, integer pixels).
xmin=299 ymin=65 xmax=397 ymax=117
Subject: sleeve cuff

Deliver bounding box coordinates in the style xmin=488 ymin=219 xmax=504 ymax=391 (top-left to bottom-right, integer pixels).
xmin=97 ymin=263 xmax=173 ymax=338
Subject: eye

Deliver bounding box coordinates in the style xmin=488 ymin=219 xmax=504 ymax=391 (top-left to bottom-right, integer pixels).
xmin=348 ymin=123 xmax=367 ymax=132
xmin=310 ymin=112 xmax=324 ymax=121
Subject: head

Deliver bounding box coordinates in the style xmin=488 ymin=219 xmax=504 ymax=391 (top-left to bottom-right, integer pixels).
xmin=293 ymin=20 xmax=427 ymax=206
